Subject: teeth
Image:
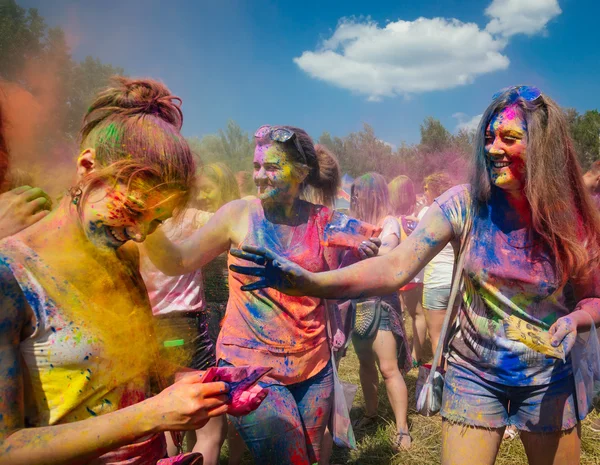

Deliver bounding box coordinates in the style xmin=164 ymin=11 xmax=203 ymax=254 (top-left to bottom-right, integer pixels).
xmin=493 ymin=161 xmax=511 ymax=168
xmin=108 ymin=227 xmax=127 ymax=243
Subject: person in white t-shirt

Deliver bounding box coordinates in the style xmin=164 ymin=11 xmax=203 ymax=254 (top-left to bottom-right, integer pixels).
xmin=419 ymin=173 xmax=455 ymax=356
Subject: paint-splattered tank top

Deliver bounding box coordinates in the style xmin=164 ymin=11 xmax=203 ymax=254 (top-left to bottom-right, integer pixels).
xmin=0 ymin=237 xmax=166 ymax=464
xmin=218 ymin=200 xmax=337 ymax=385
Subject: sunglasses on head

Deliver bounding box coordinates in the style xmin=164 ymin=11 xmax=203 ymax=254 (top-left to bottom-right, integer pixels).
xmin=254 ymin=125 xmax=308 ymax=164
xmin=492 ymin=85 xmax=542 ymax=103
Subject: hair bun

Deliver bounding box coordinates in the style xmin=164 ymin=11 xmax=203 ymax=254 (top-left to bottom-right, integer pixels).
xmin=93 ymin=76 xmax=183 ymax=130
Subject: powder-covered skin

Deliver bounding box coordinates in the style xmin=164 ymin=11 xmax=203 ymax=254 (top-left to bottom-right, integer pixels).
xmin=486 ymin=104 xmax=528 ymax=192
xmin=437 ymin=184 xmax=574 ymax=385
xmin=0 ymin=237 xmax=157 ymax=425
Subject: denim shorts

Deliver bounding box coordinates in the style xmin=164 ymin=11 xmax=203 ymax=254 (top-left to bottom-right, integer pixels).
xmin=422 ymin=286 xmax=451 ymax=310
xmin=378 ymin=305 xmax=391 ymax=331
xmin=441 ymin=362 xmax=579 ymax=432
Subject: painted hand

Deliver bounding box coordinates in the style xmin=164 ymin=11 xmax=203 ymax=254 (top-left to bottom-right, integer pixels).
xmin=227 ymin=384 xmax=268 ymax=417
xmin=150 ymin=377 xmax=229 ymax=431
xmin=0 ymin=185 xmax=52 ymax=239
xmin=332 ymin=328 xmax=345 ymax=350
xmin=357 ymin=237 xmax=381 ymax=260
xmin=229 ymin=246 xmax=314 ymax=296
xmin=549 ymin=316 xmax=578 ymax=356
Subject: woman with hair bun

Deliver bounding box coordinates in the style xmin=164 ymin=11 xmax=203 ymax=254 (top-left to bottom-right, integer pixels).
xmin=143 ymin=125 xmax=380 ymax=465
xmin=0 ymin=77 xmax=264 ymax=465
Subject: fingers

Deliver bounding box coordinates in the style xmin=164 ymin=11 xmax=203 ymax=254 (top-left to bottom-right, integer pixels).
xmin=22 ymin=186 xmax=50 ymax=204
xmin=26 ymin=209 xmax=49 ymax=226
xmin=10 ymin=185 xmax=32 ymax=195
xmin=562 ymin=333 xmax=577 ymax=355
xmin=26 ymin=196 xmax=51 ymax=214
xmin=200 ymin=394 xmax=229 ymax=410
xmin=357 ymin=247 xmax=368 ymax=260
xmin=368 ymin=237 xmax=382 ymax=247
xmin=241 ymin=245 xmax=279 ymax=262
xmin=229 ymin=264 xmax=265 ymax=277
xmin=240 ymin=280 xmax=269 ymax=291
xmin=550 ymin=319 xmax=574 ymax=347
xmin=230 ymin=248 xmax=266 ymax=265
xmin=206 ymin=404 xmax=229 ymax=417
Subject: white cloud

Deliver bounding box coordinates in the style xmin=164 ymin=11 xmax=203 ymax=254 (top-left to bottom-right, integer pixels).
xmin=453 ymin=113 xmax=483 ymax=133
xmin=294 ymin=0 xmax=563 ymax=101
xmin=485 ymin=0 xmax=562 ymax=37
xmin=294 ymin=17 xmax=509 ymax=101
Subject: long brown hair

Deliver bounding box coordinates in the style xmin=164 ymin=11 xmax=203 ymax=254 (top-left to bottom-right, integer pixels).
xmin=470 ymin=88 xmax=600 ymax=284
xmin=78 ymin=77 xmax=195 ymax=211
xmin=350 ymin=172 xmax=390 ymax=225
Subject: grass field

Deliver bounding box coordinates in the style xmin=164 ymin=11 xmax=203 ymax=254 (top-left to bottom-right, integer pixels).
xmin=221 ymin=314 xmax=600 ymax=465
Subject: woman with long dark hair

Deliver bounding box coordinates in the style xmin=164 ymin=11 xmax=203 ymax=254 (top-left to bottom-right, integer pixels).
xmin=232 ymin=86 xmax=600 ymax=465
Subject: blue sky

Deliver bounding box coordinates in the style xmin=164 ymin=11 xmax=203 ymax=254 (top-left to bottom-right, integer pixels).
xmin=20 ymin=0 xmax=600 ymax=146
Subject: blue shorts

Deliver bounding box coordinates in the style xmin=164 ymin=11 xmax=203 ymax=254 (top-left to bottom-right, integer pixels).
xmin=422 ymin=286 xmax=451 ymax=311
xmin=440 ymin=363 xmax=580 ymax=432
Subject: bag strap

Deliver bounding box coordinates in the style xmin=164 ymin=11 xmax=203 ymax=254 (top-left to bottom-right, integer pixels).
xmin=426 ymin=211 xmax=473 ymax=385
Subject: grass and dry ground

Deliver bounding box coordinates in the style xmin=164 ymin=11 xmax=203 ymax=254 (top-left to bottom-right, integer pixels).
xmin=222 ymin=314 xmax=600 ymax=465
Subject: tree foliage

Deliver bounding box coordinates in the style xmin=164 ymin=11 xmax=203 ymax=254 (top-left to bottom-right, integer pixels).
xmin=566 ymin=108 xmax=600 ymax=170
xmin=187 ymin=120 xmax=254 ymax=171
xmin=0 ymin=0 xmax=124 ymax=140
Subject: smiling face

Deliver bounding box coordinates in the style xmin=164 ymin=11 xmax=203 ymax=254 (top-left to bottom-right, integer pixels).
xmin=253 ymin=142 xmax=305 ymax=203
xmin=485 ymin=104 xmax=528 ymax=192
xmin=194 ymin=175 xmax=221 ymax=213
xmin=80 ymin=180 xmax=179 ymax=249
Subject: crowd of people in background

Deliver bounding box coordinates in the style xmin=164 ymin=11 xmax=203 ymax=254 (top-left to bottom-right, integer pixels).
xmin=0 ymin=79 xmax=599 ymax=465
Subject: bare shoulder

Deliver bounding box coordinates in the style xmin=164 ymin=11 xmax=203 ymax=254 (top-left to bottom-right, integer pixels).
xmin=215 ymin=199 xmax=253 ymax=243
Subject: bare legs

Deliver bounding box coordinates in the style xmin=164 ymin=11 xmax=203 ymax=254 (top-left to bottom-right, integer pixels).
xmin=441 ymin=421 xmax=581 ymax=465
xmin=424 ymin=307 xmax=446 ymax=357
xmin=399 ymin=286 xmax=426 ymax=364
xmin=192 ymin=416 xmax=227 ymax=465
xmin=353 ymin=330 xmax=409 ymax=446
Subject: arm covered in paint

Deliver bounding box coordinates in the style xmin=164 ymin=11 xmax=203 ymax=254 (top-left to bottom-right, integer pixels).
xmin=549 ymin=268 xmax=600 ymax=355
xmin=141 ymin=200 xmax=246 ymax=276
xmin=230 ymin=204 xmax=453 ymax=299
xmin=0 ymin=265 xmax=231 ymax=465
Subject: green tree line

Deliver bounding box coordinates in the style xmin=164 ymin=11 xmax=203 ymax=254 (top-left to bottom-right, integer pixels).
xmin=192 ymin=108 xmax=600 ymax=188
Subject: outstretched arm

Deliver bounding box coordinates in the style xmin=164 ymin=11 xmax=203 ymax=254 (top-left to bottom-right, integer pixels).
xmin=231 ymin=204 xmax=453 ymax=299
xmin=141 ymin=200 xmax=246 ymax=276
